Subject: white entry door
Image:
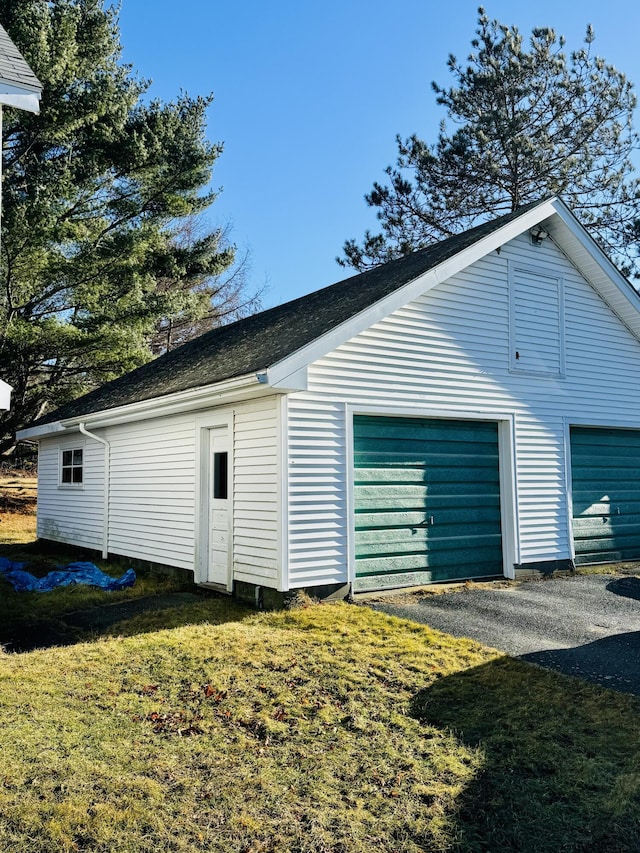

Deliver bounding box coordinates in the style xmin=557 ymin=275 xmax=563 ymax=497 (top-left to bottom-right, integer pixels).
xmin=208 ymin=426 xmax=231 ymax=585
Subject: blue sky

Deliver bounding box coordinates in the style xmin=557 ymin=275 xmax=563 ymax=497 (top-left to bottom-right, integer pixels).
xmin=119 ymin=1 xmax=640 ymax=308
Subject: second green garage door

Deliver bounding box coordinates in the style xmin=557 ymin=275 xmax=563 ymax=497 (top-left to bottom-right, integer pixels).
xmin=571 ymin=427 xmax=640 ymax=564
xmin=353 ymin=415 xmax=503 ymax=590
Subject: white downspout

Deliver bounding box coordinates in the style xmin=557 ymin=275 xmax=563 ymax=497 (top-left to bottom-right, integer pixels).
xmin=79 ymin=422 xmax=110 ymax=559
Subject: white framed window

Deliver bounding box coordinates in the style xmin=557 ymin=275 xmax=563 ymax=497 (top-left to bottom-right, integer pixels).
xmin=60 ymin=447 xmax=83 ymax=486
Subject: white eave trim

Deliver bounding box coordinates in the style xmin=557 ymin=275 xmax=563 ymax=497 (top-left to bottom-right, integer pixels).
xmin=0 ymin=79 xmax=41 ymax=113
xmin=17 ymin=372 xmax=267 ymax=438
xmin=17 ymin=420 xmax=65 ymax=439
xmin=20 ymin=196 xmax=640 ymax=439
xmin=268 ymin=197 xmax=640 ymax=381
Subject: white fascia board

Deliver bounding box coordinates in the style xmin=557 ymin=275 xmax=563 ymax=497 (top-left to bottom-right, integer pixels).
xmin=17 ymin=372 xmax=266 ymax=438
xmin=266 ymin=197 xmax=560 ymax=384
xmin=17 ymin=421 xmax=65 ymax=439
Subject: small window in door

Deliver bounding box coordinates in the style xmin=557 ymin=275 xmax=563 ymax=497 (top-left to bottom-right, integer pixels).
xmin=213 ymin=452 xmax=228 ymax=499
xmin=60 ymin=447 xmax=83 ymax=485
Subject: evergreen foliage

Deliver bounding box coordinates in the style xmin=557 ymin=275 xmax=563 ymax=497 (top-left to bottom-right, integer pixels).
xmin=340 ymin=8 xmax=640 ymax=272
xmin=0 ymin=0 xmax=255 ymax=453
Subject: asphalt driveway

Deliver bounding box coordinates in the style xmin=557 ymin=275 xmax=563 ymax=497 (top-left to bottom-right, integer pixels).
xmin=370 ymin=573 xmax=640 ymax=696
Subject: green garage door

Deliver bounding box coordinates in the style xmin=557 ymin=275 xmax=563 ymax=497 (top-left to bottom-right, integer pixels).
xmin=571 ymin=427 xmax=640 ymax=564
xmin=353 ymin=415 xmax=503 ymax=590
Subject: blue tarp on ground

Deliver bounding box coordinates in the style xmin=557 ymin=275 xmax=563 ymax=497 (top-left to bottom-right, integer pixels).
xmin=0 ymin=557 xmax=136 ymax=592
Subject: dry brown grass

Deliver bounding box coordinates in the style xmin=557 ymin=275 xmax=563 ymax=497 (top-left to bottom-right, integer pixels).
xmin=0 ymin=471 xmax=37 ymax=545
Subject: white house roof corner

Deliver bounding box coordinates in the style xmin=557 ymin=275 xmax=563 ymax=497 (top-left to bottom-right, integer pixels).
xmin=0 ymin=378 xmax=11 ymax=411
xmin=0 ymin=22 xmax=42 ymax=112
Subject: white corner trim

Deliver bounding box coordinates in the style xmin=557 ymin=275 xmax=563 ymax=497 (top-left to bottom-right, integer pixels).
xmin=344 ymin=402 xmax=356 ymax=587
xmin=498 ymin=418 xmax=519 ymax=576
xmin=562 ymin=417 xmax=576 ymax=563
xmin=277 ymin=394 xmax=290 ymax=592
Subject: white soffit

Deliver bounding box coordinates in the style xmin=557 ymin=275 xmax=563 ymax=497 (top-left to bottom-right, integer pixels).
xmin=0 ymin=89 xmax=40 ymax=113
xmin=546 ymin=199 xmax=640 ymax=342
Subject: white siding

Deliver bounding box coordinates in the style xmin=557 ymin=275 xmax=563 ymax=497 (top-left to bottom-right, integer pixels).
xmin=0 ymin=379 xmax=10 ymax=410
xmin=36 ymin=395 xmax=282 ymax=588
xmin=37 ymin=436 xmax=104 ymax=549
xmin=233 ymin=396 xmax=280 ymax=585
xmin=106 ymin=413 xmax=197 ymax=570
xmin=286 ymin=233 xmax=640 ymax=587
xmin=287 ymin=399 xmax=347 ymax=587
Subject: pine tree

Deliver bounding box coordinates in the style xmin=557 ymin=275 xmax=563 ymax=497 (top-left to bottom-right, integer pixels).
xmin=340 ymin=8 xmax=640 ymax=272
xmin=0 ymin=0 xmax=255 ymax=453
xmin=149 ymin=219 xmax=258 ymax=356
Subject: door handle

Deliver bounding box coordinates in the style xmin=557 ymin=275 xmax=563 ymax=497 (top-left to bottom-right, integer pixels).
xmin=413 ymin=516 xmax=434 ymax=528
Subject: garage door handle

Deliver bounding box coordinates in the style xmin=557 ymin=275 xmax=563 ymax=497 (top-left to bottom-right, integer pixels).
xmin=414 ymin=516 xmax=435 ymax=528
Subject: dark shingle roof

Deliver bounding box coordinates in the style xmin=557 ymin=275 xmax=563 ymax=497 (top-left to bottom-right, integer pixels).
xmin=0 ymin=24 xmax=41 ymax=92
xmin=34 ymin=200 xmax=547 ymax=426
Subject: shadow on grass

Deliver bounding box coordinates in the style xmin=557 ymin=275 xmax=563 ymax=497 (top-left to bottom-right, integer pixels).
xmin=0 ymin=539 xmax=254 ymax=652
xmin=0 ymin=581 xmax=252 ymax=653
xmin=411 ymin=656 xmax=640 ymax=852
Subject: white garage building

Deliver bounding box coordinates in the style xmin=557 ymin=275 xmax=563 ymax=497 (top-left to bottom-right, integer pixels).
xmin=18 ymin=197 xmax=640 ymax=602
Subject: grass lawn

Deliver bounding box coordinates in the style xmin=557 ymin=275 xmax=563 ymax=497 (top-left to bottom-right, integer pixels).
xmin=0 ymin=598 xmax=639 ymax=852
xmin=2 ymin=477 xmax=640 ymax=851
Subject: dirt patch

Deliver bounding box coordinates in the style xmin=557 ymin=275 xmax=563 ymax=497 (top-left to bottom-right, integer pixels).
xmin=358 ymin=578 xmax=514 ymax=605
xmin=0 ymin=472 xmax=37 ymax=515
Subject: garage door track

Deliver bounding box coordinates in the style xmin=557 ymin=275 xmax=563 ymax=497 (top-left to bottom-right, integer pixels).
xmin=371 ymin=573 xmax=640 ymax=696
